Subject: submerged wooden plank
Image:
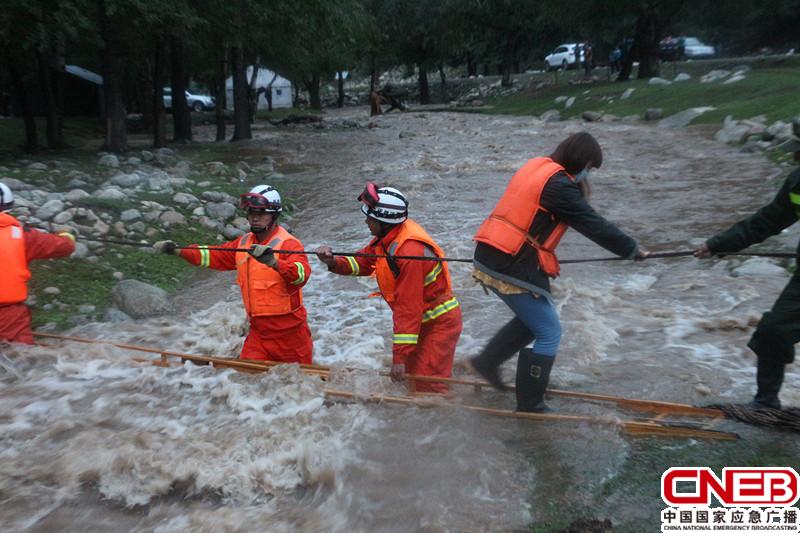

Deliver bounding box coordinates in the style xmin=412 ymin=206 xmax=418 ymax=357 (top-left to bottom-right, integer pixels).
xmin=35 ymin=332 xmax=738 ymax=440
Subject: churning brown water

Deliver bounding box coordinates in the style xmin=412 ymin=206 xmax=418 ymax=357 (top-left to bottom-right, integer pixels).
xmin=1 ymin=108 xmax=798 ymax=532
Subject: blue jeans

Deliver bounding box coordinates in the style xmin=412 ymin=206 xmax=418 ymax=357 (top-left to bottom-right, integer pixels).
xmin=494 ymin=290 xmax=561 ymax=357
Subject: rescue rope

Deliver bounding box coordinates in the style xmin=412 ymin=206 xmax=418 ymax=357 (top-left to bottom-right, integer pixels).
xmin=705 ymin=403 xmax=800 ymax=433
xmin=80 ymin=237 xmax=797 ymax=264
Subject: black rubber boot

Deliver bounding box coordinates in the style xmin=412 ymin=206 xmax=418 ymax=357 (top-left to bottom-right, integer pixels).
xmin=469 ymin=317 xmax=534 ymax=391
xmin=515 ymin=349 xmax=555 ymax=413
xmin=749 ymin=357 xmax=784 ymax=410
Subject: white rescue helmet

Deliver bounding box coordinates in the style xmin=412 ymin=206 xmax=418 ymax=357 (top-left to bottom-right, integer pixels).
xmin=358 ymin=182 xmax=408 ymax=224
xmin=0 ymin=182 xmax=13 ymax=211
xmin=239 ymin=184 xmax=282 ymax=213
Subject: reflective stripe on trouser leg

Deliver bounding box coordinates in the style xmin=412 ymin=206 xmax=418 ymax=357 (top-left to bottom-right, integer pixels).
xmin=404 ymin=305 xmax=463 ymax=393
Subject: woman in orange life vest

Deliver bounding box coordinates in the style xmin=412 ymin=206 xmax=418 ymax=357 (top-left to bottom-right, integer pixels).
xmin=469 ymin=132 xmax=649 ymax=412
xmin=0 ymin=182 xmax=76 ymax=344
xmin=153 ymin=184 xmax=313 ymax=364
xmin=315 ymin=183 xmax=463 ymax=393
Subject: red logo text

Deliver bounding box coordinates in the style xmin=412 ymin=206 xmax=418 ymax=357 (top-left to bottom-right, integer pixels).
xmin=661 ymin=467 xmax=799 ymax=506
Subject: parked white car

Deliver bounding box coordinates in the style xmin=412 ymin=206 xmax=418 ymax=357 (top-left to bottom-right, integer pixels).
xmin=682 ymin=37 xmax=715 ymax=59
xmin=163 ymin=87 xmax=216 ymax=112
xmin=544 ymin=43 xmax=583 ymax=71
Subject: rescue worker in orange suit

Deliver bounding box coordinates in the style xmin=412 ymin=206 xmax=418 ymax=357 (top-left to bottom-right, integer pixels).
xmin=0 ymin=182 xmax=76 ymax=344
xmin=315 ymin=183 xmax=462 ymax=393
xmin=469 ymin=133 xmax=648 ymax=412
xmin=154 ymin=184 xmax=313 ymax=364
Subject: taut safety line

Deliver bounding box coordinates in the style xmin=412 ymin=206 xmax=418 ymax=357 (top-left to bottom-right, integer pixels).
xmin=80 ymin=237 xmax=797 ymax=264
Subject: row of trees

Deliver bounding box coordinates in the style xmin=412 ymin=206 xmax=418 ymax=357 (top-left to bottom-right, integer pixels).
xmin=1 ymin=0 xmax=797 ymax=154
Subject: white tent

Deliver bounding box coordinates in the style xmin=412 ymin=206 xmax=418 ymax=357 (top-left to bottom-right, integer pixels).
xmin=225 ymin=66 xmax=293 ymax=110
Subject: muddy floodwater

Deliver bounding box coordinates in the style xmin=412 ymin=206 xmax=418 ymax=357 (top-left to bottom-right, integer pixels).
xmin=2 ymin=108 xmax=799 ymax=532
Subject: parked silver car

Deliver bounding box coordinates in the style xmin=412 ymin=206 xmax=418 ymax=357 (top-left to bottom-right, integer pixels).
xmin=682 ymin=37 xmax=716 ymax=59
xmin=544 ymin=43 xmax=583 ymax=71
xmin=163 ymin=87 xmax=215 ymax=112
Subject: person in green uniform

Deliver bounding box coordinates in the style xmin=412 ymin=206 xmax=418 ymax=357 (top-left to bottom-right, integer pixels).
xmin=694 ymin=118 xmax=800 ymax=410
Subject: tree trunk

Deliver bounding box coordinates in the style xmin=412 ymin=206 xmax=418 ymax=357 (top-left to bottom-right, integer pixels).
xmin=170 ymin=37 xmax=192 ymax=142
xmin=99 ymin=0 xmax=127 ymax=153
xmin=337 ymin=70 xmax=344 ymax=108
xmin=305 ymin=73 xmax=321 ymax=110
xmin=248 ymin=62 xmax=260 ymax=122
xmin=635 ymin=10 xmax=661 ymax=79
xmin=438 ymin=63 xmax=446 ymax=86
xmin=264 ymin=72 xmax=277 ymax=112
xmin=8 ymin=59 xmax=38 ymax=152
xmin=230 ymin=42 xmax=251 ymax=141
xmin=467 ymin=54 xmax=477 ymax=77
xmin=370 ymin=56 xmax=378 ymax=93
xmin=152 ymin=37 xmax=167 ymax=148
xmin=140 ymin=58 xmax=154 ymax=132
xmin=417 ymin=64 xmax=429 ymax=104
xmin=36 ymin=49 xmax=64 ymax=149
xmin=293 ymin=83 xmax=299 ymax=107
xmin=501 ymin=38 xmax=514 ymax=87
xmin=214 ymin=51 xmax=227 ymax=142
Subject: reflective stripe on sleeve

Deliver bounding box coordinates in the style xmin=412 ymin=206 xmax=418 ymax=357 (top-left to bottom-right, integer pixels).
xmin=790 ymin=192 xmax=800 ymax=217
xmin=424 ymin=262 xmax=443 ymax=286
xmin=345 ymin=256 xmax=359 ymax=275
xmin=199 ymin=246 xmax=211 ymax=268
xmin=421 ymin=297 xmax=460 ymax=323
xmin=393 ymin=333 xmax=419 ymax=345
xmin=291 ymin=262 xmax=306 ymax=285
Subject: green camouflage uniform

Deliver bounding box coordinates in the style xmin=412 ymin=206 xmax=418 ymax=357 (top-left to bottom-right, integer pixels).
xmin=707 ymin=167 xmax=800 ymax=407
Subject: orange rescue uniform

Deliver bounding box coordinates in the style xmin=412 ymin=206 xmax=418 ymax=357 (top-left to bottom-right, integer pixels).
xmin=0 ymin=212 xmax=75 ymax=344
xmin=328 ymin=219 xmax=462 ymax=392
xmin=178 ymin=225 xmax=313 ymax=363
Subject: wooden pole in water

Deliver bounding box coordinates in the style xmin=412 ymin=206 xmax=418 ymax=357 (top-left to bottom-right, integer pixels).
xmin=34 ymin=332 xmax=725 ymax=420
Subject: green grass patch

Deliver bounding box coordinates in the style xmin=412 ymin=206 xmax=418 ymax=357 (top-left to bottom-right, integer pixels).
xmin=482 ymin=60 xmax=800 ymax=125
xmin=29 ymin=248 xmax=196 ymax=329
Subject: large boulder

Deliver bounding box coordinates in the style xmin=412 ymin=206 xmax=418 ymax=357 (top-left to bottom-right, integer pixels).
xmin=110 ymin=280 xmax=171 ymax=318
xmin=110 ymin=173 xmax=145 ymax=188
xmin=98 ymin=154 xmax=120 ymax=168
xmin=205 ymin=201 xmax=236 ymax=220
xmin=539 ymin=109 xmax=561 ymax=122
xmin=644 ymin=108 xmax=663 ymax=121
xmin=35 ymin=199 xmax=65 ymax=221
xmin=657 ymin=107 xmax=715 ymax=129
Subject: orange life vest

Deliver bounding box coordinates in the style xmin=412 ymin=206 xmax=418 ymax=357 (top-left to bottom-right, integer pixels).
xmin=473 ymin=157 xmax=572 ymax=277
xmin=0 ymin=212 xmax=31 ymax=304
xmin=375 ymin=219 xmax=452 ymax=303
xmin=235 ymin=226 xmax=302 ymax=317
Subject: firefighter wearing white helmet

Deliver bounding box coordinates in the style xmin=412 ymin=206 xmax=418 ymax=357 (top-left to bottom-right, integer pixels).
xmin=0 ymin=182 xmax=14 ymax=211
xmin=154 ymin=183 xmax=314 ymax=364
xmin=316 ymin=182 xmax=462 ymax=393
xmin=1 ymin=181 xmax=76 ymax=344
xmin=360 ymin=185 xmax=408 ymax=224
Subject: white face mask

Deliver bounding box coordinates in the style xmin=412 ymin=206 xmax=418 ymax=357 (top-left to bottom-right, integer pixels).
xmin=574 ymin=168 xmax=590 ymax=183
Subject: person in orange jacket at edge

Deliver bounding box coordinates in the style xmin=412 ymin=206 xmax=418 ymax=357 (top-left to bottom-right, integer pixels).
xmin=468 ymin=132 xmax=648 ymax=412
xmin=0 ymin=182 xmax=76 ymax=344
xmin=315 ymin=183 xmax=463 ymax=393
xmin=153 ymin=184 xmax=313 ymax=364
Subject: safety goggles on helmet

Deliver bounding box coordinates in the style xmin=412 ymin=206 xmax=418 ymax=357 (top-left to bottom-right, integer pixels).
xmin=239 ymin=192 xmax=281 ymax=212
xmin=357 ymin=182 xmax=380 ymax=209
xmin=358 ymin=182 xmax=408 ymax=222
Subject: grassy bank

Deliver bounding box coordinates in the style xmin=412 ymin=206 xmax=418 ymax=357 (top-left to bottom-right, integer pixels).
xmin=481 ymin=55 xmax=800 ymax=124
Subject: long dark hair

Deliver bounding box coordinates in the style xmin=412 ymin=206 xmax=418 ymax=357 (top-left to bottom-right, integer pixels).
xmin=549 ymin=132 xmax=603 ymax=175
